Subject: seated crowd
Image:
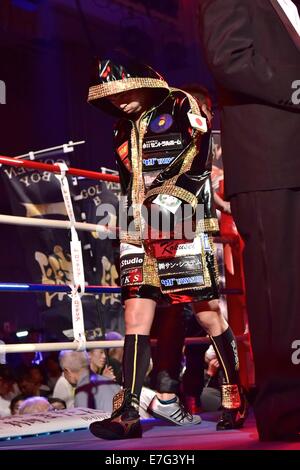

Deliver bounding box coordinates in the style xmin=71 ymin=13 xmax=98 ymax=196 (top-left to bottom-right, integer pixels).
xmin=0 ymin=328 xmax=224 ymax=417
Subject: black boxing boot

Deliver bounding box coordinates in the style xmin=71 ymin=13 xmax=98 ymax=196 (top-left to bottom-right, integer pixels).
xmin=210 ymin=328 xmax=247 ymax=431
xmin=89 ymin=389 xmax=142 ymax=440
xmin=216 ymin=384 xmax=248 ymax=431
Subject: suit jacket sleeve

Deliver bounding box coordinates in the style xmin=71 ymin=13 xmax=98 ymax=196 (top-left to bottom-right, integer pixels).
xmin=199 ymin=0 xmax=300 ymax=111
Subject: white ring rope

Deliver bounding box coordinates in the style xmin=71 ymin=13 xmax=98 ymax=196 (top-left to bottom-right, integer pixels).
xmin=14 ymin=140 xmax=85 ymax=160
xmin=0 ymin=335 xmax=249 ymax=354
xmin=0 ymin=214 xmax=110 ymax=234
xmin=0 ymin=340 xmax=125 ymax=354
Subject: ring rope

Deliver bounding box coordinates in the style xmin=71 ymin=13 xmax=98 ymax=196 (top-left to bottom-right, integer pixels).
xmin=0 ymin=155 xmax=119 ymax=182
xmin=0 ymin=214 xmax=112 ymax=234
xmin=0 ymin=336 xmax=249 ymax=354
xmin=0 ymin=282 xmax=243 ymax=296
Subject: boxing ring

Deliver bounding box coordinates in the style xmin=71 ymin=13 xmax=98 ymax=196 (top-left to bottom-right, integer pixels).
xmin=0 ymin=152 xmax=245 ymax=355
xmin=0 ymin=150 xmax=262 ymax=450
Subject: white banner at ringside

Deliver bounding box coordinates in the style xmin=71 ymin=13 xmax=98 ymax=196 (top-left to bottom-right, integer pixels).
xmin=0 ymin=408 xmax=109 ymax=439
xmin=55 ymin=163 xmax=86 ymax=348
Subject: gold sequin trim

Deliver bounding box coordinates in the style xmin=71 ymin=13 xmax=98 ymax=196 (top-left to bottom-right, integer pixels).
xmin=170 ymin=87 xmax=201 ymax=118
xmin=178 ymin=140 xmax=199 ymax=175
xmin=131 ymin=126 xmax=142 ymax=233
xmin=143 ymin=252 xmax=160 ymax=287
xmin=201 ymin=237 xmax=213 ymax=287
xmin=88 ymin=78 xmax=169 ymax=101
xmin=131 ymin=118 xmax=148 ymax=234
xmin=112 ymin=390 xmax=125 ymax=413
xmin=195 ymin=218 xmax=219 ymax=234
xmin=143 ymin=140 xmax=199 ymax=210
xmin=221 ymin=384 xmax=241 ymax=410
xmin=209 ymin=235 xmax=220 ymax=286
xmin=119 ymin=231 xmax=142 ymax=245
xmin=145 ymin=185 xmax=198 ymax=211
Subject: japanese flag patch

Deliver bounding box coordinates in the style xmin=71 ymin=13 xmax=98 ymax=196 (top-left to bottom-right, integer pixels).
xmin=188 ymin=113 xmax=208 ymax=133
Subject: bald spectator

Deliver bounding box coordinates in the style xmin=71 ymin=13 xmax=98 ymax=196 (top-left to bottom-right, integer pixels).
xmin=19 ymin=397 xmax=52 ymax=415
xmin=52 ymin=374 xmax=75 ymax=409
xmin=59 ymin=350 xmax=120 ymax=413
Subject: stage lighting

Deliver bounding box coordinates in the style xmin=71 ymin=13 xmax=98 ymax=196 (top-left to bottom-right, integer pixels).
xmin=16 ymin=330 xmax=29 ymax=338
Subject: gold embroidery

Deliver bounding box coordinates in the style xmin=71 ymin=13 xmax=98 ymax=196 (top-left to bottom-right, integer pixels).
xmin=130 ymin=127 xmax=141 ymax=233
xmin=88 ymin=78 xmax=169 ymax=102
xmin=112 ymin=390 xmax=125 ymax=413
xmin=170 ymin=87 xmax=201 ymax=118
xmin=100 ymin=256 xmax=121 ymax=306
xmin=35 ymin=246 xmax=73 ymax=307
xmin=119 ymin=231 xmax=142 ymax=245
xmin=202 ymin=251 xmax=213 ymax=288
xmin=144 ymin=140 xmax=199 ymax=205
xmin=145 ymin=185 xmax=198 ymax=211
xmin=178 ymin=140 xmax=199 ymax=175
xmin=195 ymin=218 xmax=219 ymax=234
xmin=209 ymin=235 xmax=220 ymax=286
xmin=22 ymin=202 xmax=67 ymax=218
xmin=130 ymin=117 xmax=148 ymax=234
xmin=143 ymin=253 xmax=160 ymax=287
xmin=221 ymin=384 xmax=241 ymax=410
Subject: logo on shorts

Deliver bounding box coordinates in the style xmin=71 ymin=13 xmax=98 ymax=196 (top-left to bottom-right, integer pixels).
xmin=121 ymin=268 xmax=143 ymax=286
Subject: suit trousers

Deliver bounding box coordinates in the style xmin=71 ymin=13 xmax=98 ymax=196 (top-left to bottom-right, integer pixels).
xmin=231 ymin=189 xmax=300 ymax=439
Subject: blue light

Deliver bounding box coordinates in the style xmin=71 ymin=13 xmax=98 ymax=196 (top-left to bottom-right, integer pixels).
xmin=12 ymin=0 xmax=44 ymax=12
xmin=32 ymin=351 xmax=44 ymax=365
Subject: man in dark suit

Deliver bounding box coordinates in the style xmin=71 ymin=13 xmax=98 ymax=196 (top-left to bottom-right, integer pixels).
xmin=198 ymin=0 xmax=300 ymax=440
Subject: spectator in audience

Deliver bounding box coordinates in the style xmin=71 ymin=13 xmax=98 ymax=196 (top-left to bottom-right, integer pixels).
xmin=52 ymin=373 xmax=75 ymax=409
xmin=59 ymin=350 xmax=120 ymax=413
xmin=105 ymin=331 xmax=123 ymax=385
xmin=10 ymin=394 xmax=30 ymax=415
xmin=17 ymin=369 xmax=48 ymax=397
xmin=88 ymin=348 xmax=116 ymax=381
xmin=48 ymin=397 xmax=67 ymax=410
xmin=200 ymin=345 xmax=222 ymax=412
xmin=44 ymin=354 xmax=62 ymax=391
xmin=28 ymin=365 xmax=51 ymax=396
xmin=0 ymin=365 xmax=20 ymax=417
xmin=19 ymin=396 xmax=52 ymax=415
xmin=88 ymin=332 xmax=124 ymax=385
